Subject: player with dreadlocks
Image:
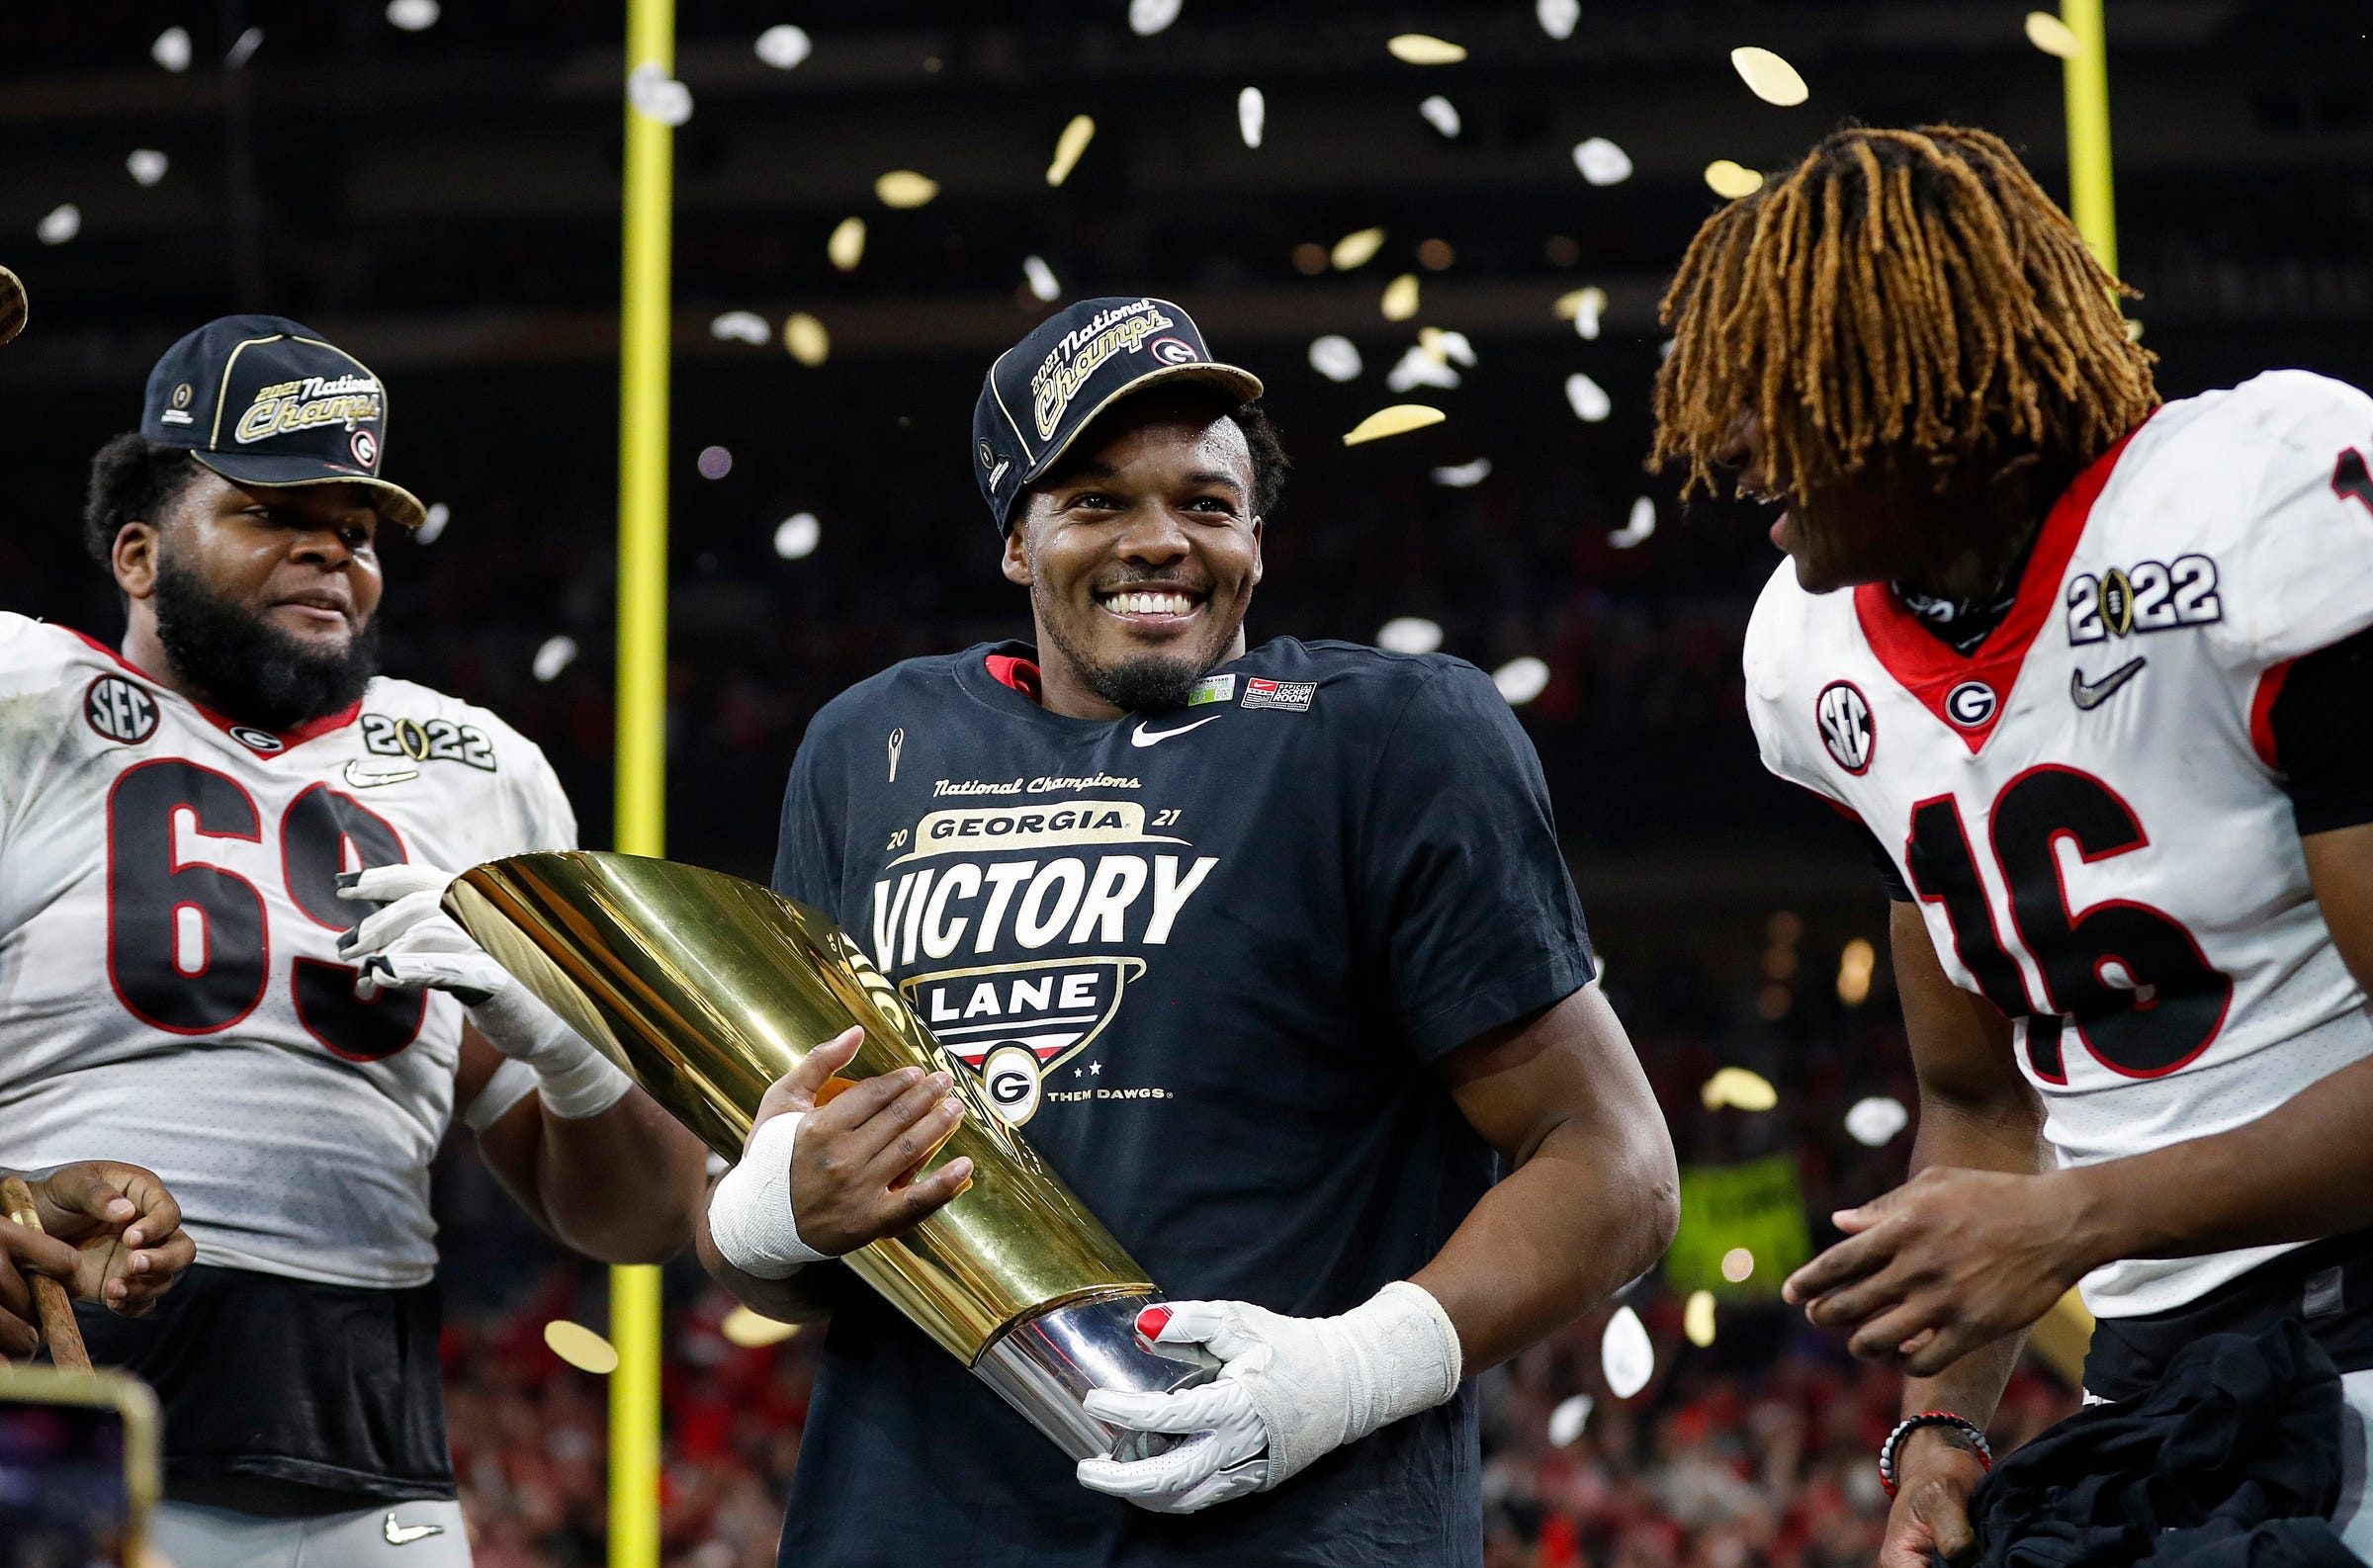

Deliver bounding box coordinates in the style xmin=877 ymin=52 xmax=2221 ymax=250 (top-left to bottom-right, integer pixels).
xmin=1661 ymin=124 xmax=2373 ymax=1564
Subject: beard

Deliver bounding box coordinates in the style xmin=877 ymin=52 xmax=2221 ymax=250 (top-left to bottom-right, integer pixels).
xmin=1033 ymin=581 xmax=1236 ymax=715
xmin=151 ymin=550 xmax=379 ymax=731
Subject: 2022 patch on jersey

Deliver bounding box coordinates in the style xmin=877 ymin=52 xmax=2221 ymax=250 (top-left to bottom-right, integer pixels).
xmin=0 ymin=615 xmax=575 ymax=1288
xmin=1746 ymin=370 xmax=2373 ymax=1318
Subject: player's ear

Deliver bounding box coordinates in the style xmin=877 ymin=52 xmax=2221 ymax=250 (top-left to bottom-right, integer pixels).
xmin=1001 ymin=517 xmax=1033 ymax=588
xmin=112 ymin=521 xmax=161 ymax=601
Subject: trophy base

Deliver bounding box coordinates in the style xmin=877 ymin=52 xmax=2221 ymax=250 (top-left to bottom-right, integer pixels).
xmin=972 ymin=1291 xmax=1223 ymax=1462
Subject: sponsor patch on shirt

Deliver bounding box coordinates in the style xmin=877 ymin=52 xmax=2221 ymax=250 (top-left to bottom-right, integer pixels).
xmin=1241 ymin=677 xmax=1314 ymax=712
xmin=1187 ymin=673 xmax=1237 ymax=706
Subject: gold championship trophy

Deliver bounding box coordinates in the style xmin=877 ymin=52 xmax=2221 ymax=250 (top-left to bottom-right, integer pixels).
xmin=443 ymin=851 xmax=1216 ymax=1460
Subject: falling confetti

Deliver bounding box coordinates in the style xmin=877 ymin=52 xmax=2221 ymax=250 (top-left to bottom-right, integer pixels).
xmin=2125 ymin=317 xmax=2146 ymax=342
xmin=1430 ymin=459 xmax=1490 ymax=489
xmin=1564 ymin=373 xmax=1612 ymax=422
xmin=754 ymin=24 xmax=813 ymax=69
xmin=1557 ymin=285 xmax=1608 ymax=340
xmin=1342 ymin=404 xmax=1445 ymax=446
xmin=126 ymin=150 xmax=169 ymax=188
xmin=1730 ymin=46 xmax=1809 ymax=107
xmin=1701 ymin=1066 xmax=1779 ymax=1112
xmin=1537 ymin=0 xmax=1580 ymax=41
xmin=1237 ymin=87 xmax=1265 ymax=149
xmin=1418 ymin=96 xmax=1461 ymax=137
xmin=1307 ymin=336 xmax=1362 ymax=383
xmin=696 ymin=446 xmax=734 ymax=479
xmin=1129 ymin=0 xmax=1183 ymax=36
xmin=1331 ymin=226 xmax=1385 ymax=271
xmin=224 ymin=28 xmax=264 ymax=68
xmin=386 ymin=0 xmax=441 ymax=30
xmin=2025 ymin=11 xmax=2081 ymax=58
xmin=1377 ymin=616 xmax=1446 ymax=653
xmin=37 ymin=205 xmax=80 ymax=246
xmin=782 ymin=312 xmax=830 ymax=366
xmin=1547 ymin=1393 xmax=1594 ymax=1446
xmin=1022 ymin=255 xmax=1061 ymax=304
xmin=1706 ymin=160 xmax=1766 ymax=199
xmin=544 ymin=1319 xmax=620 ymax=1373
xmin=1418 ymin=326 xmax=1476 ymax=367
xmin=627 ymin=62 xmax=693 ymax=127
xmin=721 ymin=1305 xmax=803 ymax=1349
xmin=774 ymin=512 xmax=822 ymax=561
xmin=1602 ymin=1306 xmax=1653 ymax=1397
xmin=875 ymin=170 xmax=938 ymax=209
xmin=1845 ymin=1095 xmax=1910 ymax=1148
xmin=1684 ymin=1291 xmax=1717 ymax=1347
xmin=1380 ymin=274 xmax=1420 ymax=321
xmin=1720 ymin=1248 xmax=1756 ymax=1283
xmin=532 ymin=637 xmax=579 ymax=683
xmin=710 ymin=310 xmax=769 ymax=345
xmin=1493 ymin=657 xmax=1550 ymax=706
xmin=1609 ymin=495 xmax=1656 ymax=549
xmin=415 ymin=502 xmax=451 ymax=544
xmin=151 ymin=27 xmax=192 ymax=72
xmin=1387 ymin=34 xmax=1467 ymax=65
xmin=828 ymin=217 xmax=867 ymax=271
xmin=1573 ymin=137 xmax=1633 ymax=186
xmin=1046 ymin=116 xmax=1096 ymax=187
xmin=1836 ymin=936 xmax=1877 ymax=1005
xmin=1386 ymin=345 xmax=1459 ymax=392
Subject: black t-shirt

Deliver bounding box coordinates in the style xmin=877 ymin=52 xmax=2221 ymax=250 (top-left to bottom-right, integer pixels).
xmin=769 ymin=637 xmax=1595 ymax=1568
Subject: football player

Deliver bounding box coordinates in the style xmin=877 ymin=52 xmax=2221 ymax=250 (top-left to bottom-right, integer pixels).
xmin=0 ymin=315 xmax=708 ymax=1565
xmin=1652 ymin=125 xmax=2373 ymax=1565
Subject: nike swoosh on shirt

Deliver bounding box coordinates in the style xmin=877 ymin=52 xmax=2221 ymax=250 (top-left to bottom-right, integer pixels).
xmin=343 ymin=759 xmax=420 ymax=789
xmin=2069 ymin=655 xmax=2147 ymax=711
xmin=384 ymin=1514 xmax=446 ymax=1546
xmin=1129 ymin=715 xmax=1224 ymax=747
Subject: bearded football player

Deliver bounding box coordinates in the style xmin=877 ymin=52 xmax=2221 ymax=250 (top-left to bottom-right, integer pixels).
xmin=1653 ymin=125 xmax=2373 ymax=1563
xmin=0 ymin=315 xmax=708 ymax=1566
xmin=695 ymin=297 xmax=1680 ymax=1566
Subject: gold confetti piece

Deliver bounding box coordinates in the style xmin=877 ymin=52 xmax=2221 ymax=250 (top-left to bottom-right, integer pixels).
xmin=1343 ymin=404 xmax=1445 ymax=446
xmin=1705 ymin=159 xmax=1766 ymax=199
xmin=1331 ymin=226 xmax=1386 ymax=270
xmin=1701 ymin=1066 xmax=1778 ymax=1112
xmin=1387 ymin=34 xmax=1467 ymax=65
xmin=1046 ymin=115 xmax=1095 ymax=187
xmin=721 ymin=1305 xmax=803 ymax=1349
xmin=2025 ymin=11 xmax=2081 ymax=58
xmin=544 ymin=1320 xmax=620 ymax=1374
xmin=1380 ymin=273 xmax=1419 ymax=321
xmin=1730 ymin=46 xmax=1808 ymax=107
xmin=783 ymin=312 xmax=830 ymax=366
xmin=1684 ymin=1290 xmax=1716 ymax=1347
xmin=874 ymin=170 xmax=939 ymax=210
xmin=828 ymin=217 xmax=866 ymax=272
xmin=2125 ymin=317 xmax=2145 ymax=342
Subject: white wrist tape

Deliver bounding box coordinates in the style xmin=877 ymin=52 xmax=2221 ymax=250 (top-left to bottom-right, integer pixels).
xmin=468 ymin=987 xmax=633 ymax=1121
xmin=708 ymin=1111 xmax=831 ymax=1277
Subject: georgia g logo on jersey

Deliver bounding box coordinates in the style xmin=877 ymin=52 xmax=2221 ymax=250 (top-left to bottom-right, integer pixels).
xmin=1815 ymin=680 xmax=1875 ymax=774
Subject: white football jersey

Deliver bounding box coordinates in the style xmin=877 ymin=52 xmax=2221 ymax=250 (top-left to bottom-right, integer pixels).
xmin=0 ymin=615 xmax=575 ymax=1288
xmin=1746 ymin=370 xmax=2373 ymax=1318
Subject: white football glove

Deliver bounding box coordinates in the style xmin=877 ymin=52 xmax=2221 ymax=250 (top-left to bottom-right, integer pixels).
xmin=336 ymin=863 xmax=633 ymax=1120
xmin=1074 ymin=1281 xmax=1462 ymax=1515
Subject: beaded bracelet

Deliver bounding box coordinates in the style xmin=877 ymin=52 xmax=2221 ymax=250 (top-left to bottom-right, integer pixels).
xmin=1879 ymin=1411 xmax=1992 ymax=1498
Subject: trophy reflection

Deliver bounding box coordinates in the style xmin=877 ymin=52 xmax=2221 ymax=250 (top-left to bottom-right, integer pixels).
xmin=442 ymin=851 xmax=1213 ymax=1460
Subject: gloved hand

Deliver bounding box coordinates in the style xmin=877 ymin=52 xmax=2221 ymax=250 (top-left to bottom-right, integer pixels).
xmin=1075 ymin=1281 xmax=1463 ymax=1515
xmin=336 ymin=863 xmax=633 ymax=1120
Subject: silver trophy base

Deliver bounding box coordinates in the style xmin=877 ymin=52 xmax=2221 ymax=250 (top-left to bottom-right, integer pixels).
xmin=971 ymin=1292 xmax=1222 ymax=1461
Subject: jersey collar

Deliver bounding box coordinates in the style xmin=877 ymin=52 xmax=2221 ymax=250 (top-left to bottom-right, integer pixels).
xmin=1849 ymin=417 xmax=2153 ymax=753
xmin=65 ymin=627 xmax=364 ymax=755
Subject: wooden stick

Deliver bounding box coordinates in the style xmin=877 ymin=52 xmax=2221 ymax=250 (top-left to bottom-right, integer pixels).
xmin=1 ymin=1177 xmax=92 ymax=1374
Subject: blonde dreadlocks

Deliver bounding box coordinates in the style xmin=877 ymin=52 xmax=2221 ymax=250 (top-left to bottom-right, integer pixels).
xmin=1649 ymin=124 xmax=2157 ymax=506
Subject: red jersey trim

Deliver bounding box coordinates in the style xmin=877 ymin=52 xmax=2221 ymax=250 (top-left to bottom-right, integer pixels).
xmin=984 ymin=653 xmax=1044 ymax=706
xmin=2249 ymin=658 xmax=2295 ymax=771
xmin=1851 ymin=419 xmax=2153 ymax=754
xmin=65 ymin=627 xmax=364 ymax=753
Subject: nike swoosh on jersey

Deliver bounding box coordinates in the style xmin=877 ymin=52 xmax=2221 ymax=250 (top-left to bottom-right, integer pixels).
xmin=342 ymin=759 xmax=420 ymax=789
xmin=384 ymin=1514 xmax=446 ymax=1546
xmin=2070 ymin=655 xmax=2148 ymax=711
xmin=1129 ymin=715 xmax=1224 ymax=747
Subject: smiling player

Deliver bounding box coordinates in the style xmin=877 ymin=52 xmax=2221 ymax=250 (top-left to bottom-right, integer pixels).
xmin=697 ymin=297 xmax=1680 ymax=1567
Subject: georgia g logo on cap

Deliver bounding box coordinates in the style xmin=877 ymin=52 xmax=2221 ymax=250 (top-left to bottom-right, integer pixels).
xmin=1148 ymin=337 xmax=1198 ymax=366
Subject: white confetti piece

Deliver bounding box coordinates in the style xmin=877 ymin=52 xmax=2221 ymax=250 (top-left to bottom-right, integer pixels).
xmin=1706 ymin=160 xmax=1765 ymax=199
xmin=1537 ymin=0 xmax=1580 ymax=41
xmin=1342 ymin=404 xmax=1444 ymax=446
xmin=1417 ymin=326 xmax=1474 ymax=367
xmin=1387 ymin=34 xmax=1466 ymax=65
xmin=754 ymin=24 xmax=813 ymax=69
xmin=828 ymin=217 xmax=866 ymax=272
xmin=1602 ymin=1306 xmax=1653 ymax=1398
xmin=386 ymin=0 xmax=441 ymax=31
xmin=1684 ymin=1290 xmax=1716 ymax=1347
xmin=1701 ymin=1067 xmax=1778 ymax=1112
xmin=1557 ymin=285 xmax=1608 ymax=340
xmin=1237 ymin=86 xmax=1265 ymax=148
xmin=709 ymin=310 xmax=769 ymax=345
xmin=1572 ymin=137 xmax=1633 ymax=186
xmin=151 ymin=27 xmax=192 ymax=72
xmin=2025 ymin=11 xmax=2081 ymax=57
xmin=416 ymin=502 xmax=451 ymax=545
xmin=1610 ymin=495 xmax=1655 ymax=549
xmin=1386 ymin=344 xmax=1460 ymax=393
xmin=1564 ymin=373 xmax=1611 ymax=422
xmin=532 ymin=637 xmax=579 ymax=683
xmin=1493 ymin=657 xmax=1550 ymax=706
xmin=1046 ymin=116 xmax=1095 ymax=187
xmin=544 ymin=1319 xmax=618 ymax=1372
xmin=782 ymin=312 xmax=830 ymax=366
xmin=1377 ymin=616 xmax=1445 ymax=653
xmin=1548 ymin=1393 xmax=1594 ymax=1445
xmin=773 ymin=512 xmax=821 ymax=561
xmin=1022 ymin=255 xmax=1061 ymax=304
xmin=126 ymin=150 xmax=169 ymax=188
xmin=1429 ymin=459 xmax=1490 ymax=489
xmin=1331 ymin=226 xmax=1385 ymax=270
xmin=627 ymin=61 xmax=693 ymax=127
xmin=1380 ymin=273 xmax=1419 ymax=321
xmin=875 ymin=170 xmax=938 ymax=209
xmin=1418 ymin=96 xmax=1461 ymax=137
xmin=224 ymin=27 xmax=264 ymax=68
xmin=1731 ymin=46 xmax=1809 ymax=106
xmin=1129 ymin=0 xmax=1183 ymax=37
xmin=37 ymin=205 xmax=80 ymax=246
xmin=1846 ymin=1095 xmax=1910 ymax=1148
xmin=1307 ymin=336 xmax=1362 ymax=383
xmin=1720 ymin=1248 xmax=1756 ymax=1283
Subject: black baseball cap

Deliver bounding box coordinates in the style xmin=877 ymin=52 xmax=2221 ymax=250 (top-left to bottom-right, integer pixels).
xmin=140 ymin=314 xmax=426 ymax=531
xmin=973 ymin=296 xmax=1262 ymax=534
